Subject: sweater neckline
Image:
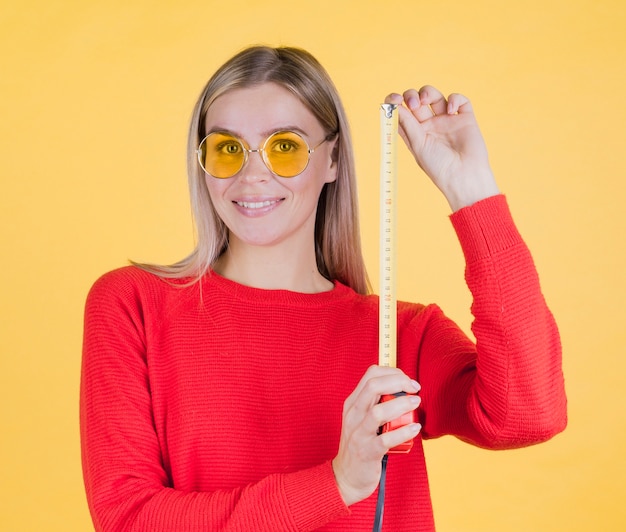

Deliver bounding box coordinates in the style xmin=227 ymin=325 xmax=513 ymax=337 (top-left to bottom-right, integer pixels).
xmin=202 ymin=270 xmax=354 ymax=306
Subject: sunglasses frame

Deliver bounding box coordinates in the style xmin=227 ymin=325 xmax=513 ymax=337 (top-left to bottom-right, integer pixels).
xmin=196 ymin=130 xmax=334 ymax=179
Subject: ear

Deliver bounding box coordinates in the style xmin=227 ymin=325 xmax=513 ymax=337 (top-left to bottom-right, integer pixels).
xmin=324 ymin=137 xmax=339 ymax=184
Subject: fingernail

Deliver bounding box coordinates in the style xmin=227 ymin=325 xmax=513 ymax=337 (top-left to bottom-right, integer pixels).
xmin=410 ymin=379 xmax=421 ymax=391
xmin=411 ymin=423 xmax=422 ymax=434
xmin=407 ymin=97 xmax=419 ymax=110
xmin=410 ymin=395 xmax=421 ymax=405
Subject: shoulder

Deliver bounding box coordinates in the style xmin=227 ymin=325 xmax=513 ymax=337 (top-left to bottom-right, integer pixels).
xmin=84 ymin=266 xmax=195 ymax=317
xmin=397 ymin=301 xmax=467 ymax=345
xmin=86 ymin=265 xmax=209 ymax=316
xmin=84 ymin=266 xmax=200 ymax=336
xmin=87 ymin=265 xmax=164 ymax=301
xmin=398 ymin=300 xmax=442 ymax=326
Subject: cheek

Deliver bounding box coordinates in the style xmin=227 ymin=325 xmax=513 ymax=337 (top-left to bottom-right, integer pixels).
xmin=308 ymin=151 xmax=337 ymax=185
xmin=205 ymin=176 xmax=227 ymax=202
xmin=204 ymin=177 xmax=231 ymax=217
xmin=304 ymin=159 xmax=335 ymax=193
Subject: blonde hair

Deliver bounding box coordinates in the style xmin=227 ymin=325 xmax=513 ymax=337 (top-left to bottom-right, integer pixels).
xmin=138 ymin=45 xmax=370 ymax=294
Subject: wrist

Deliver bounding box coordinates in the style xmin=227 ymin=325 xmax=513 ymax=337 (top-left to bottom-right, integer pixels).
xmin=444 ymin=171 xmax=500 ymax=212
xmin=331 ymin=457 xmax=360 ymax=507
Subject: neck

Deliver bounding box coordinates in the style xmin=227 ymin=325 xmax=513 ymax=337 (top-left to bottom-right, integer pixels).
xmin=214 ymin=237 xmax=333 ymax=294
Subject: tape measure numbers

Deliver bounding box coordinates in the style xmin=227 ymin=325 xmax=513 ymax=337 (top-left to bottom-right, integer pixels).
xmin=373 ymin=103 xmax=414 ymax=532
xmin=378 ymin=103 xmax=415 ymax=455
xmin=379 ymin=103 xmax=399 ymax=369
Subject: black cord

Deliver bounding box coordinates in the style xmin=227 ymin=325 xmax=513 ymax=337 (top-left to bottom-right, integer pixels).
xmin=372 ymin=454 xmax=388 ymax=532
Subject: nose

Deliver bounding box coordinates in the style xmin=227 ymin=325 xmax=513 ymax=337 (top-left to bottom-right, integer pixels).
xmin=238 ymin=148 xmax=271 ymax=182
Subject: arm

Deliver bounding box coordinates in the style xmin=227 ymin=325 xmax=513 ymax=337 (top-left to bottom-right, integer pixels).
xmin=418 ymin=195 xmax=567 ymax=446
xmin=386 ymin=86 xmax=566 ymax=445
xmin=80 ymin=270 xmax=348 ymax=531
xmin=332 ymin=87 xmax=567 ymax=505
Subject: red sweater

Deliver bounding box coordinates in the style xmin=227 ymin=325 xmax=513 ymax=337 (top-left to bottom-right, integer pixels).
xmin=80 ymin=195 xmax=567 ymax=531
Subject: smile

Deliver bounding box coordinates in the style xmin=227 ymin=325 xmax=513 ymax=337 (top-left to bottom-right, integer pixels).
xmin=235 ymin=200 xmax=281 ymax=209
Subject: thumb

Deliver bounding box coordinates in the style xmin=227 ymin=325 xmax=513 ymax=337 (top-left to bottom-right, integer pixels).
xmin=396 ymin=104 xmax=425 ymax=158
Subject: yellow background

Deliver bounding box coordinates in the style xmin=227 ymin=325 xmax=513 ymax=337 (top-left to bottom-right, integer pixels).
xmin=1 ymin=0 xmax=624 ymax=530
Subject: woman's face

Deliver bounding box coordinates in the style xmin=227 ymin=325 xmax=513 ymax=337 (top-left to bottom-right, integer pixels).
xmin=202 ymin=83 xmax=337 ymax=251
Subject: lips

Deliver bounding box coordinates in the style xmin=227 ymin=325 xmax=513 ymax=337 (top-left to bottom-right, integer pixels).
xmin=232 ymin=197 xmax=285 ymax=217
xmin=235 ymin=199 xmax=280 ymax=209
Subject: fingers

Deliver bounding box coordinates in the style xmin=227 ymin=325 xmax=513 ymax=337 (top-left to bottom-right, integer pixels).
xmin=414 ymin=86 xmax=447 ymax=116
xmin=346 ymin=365 xmax=420 ymax=410
xmin=379 ymin=416 xmax=422 ymax=450
xmin=385 ymin=86 xmax=472 ymax=120
xmin=333 ymin=367 xmax=422 ymax=505
xmin=383 ymin=92 xmax=403 ymax=106
xmin=343 ymin=366 xmax=421 ymax=445
xmin=374 ymin=393 xmax=421 ymax=434
xmin=447 ymin=92 xmax=474 ymax=114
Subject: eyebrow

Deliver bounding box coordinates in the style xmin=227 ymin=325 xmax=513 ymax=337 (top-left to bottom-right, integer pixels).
xmin=204 ymin=125 xmax=311 ymax=141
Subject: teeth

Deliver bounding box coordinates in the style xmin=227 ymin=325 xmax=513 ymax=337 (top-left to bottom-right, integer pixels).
xmin=237 ymin=200 xmax=277 ymax=209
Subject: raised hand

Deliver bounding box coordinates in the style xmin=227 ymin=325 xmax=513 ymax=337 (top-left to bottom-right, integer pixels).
xmin=385 ymin=86 xmax=500 ymax=212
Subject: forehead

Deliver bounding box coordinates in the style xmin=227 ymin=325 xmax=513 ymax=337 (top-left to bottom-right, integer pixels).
xmin=204 ymin=83 xmax=323 ymax=138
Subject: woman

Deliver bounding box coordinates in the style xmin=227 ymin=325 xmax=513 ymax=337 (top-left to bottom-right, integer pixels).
xmin=80 ymin=45 xmax=567 ymax=531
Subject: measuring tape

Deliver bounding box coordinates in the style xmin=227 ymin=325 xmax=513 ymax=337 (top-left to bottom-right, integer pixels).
xmin=378 ymin=103 xmax=415 ymax=456
xmin=373 ymin=103 xmax=412 ymax=532
xmin=379 ymin=103 xmax=399 ymax=369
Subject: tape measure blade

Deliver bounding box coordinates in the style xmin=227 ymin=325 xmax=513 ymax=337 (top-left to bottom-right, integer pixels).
xmin=379 ymin=104 xmax=398 ymax=369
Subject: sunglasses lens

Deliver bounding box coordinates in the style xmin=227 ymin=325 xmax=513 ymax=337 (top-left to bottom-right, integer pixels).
xmin=265 ymin=132 xmax=309 ymax=177
xmin=198 ymin=133 xmax=244 ymax=178
xmin=197 ymin=131 xmax=311 ymax=178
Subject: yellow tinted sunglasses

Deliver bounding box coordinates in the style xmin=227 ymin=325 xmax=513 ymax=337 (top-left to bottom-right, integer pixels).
xmin=196 ymin=130 xmax=334 ymax=179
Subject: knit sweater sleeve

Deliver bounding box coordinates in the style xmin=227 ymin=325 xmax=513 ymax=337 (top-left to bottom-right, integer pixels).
xmin=417 ymin=195 xmax=567 ymax=447
xmin=79 ymin=270 xmax=349 ymax=532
